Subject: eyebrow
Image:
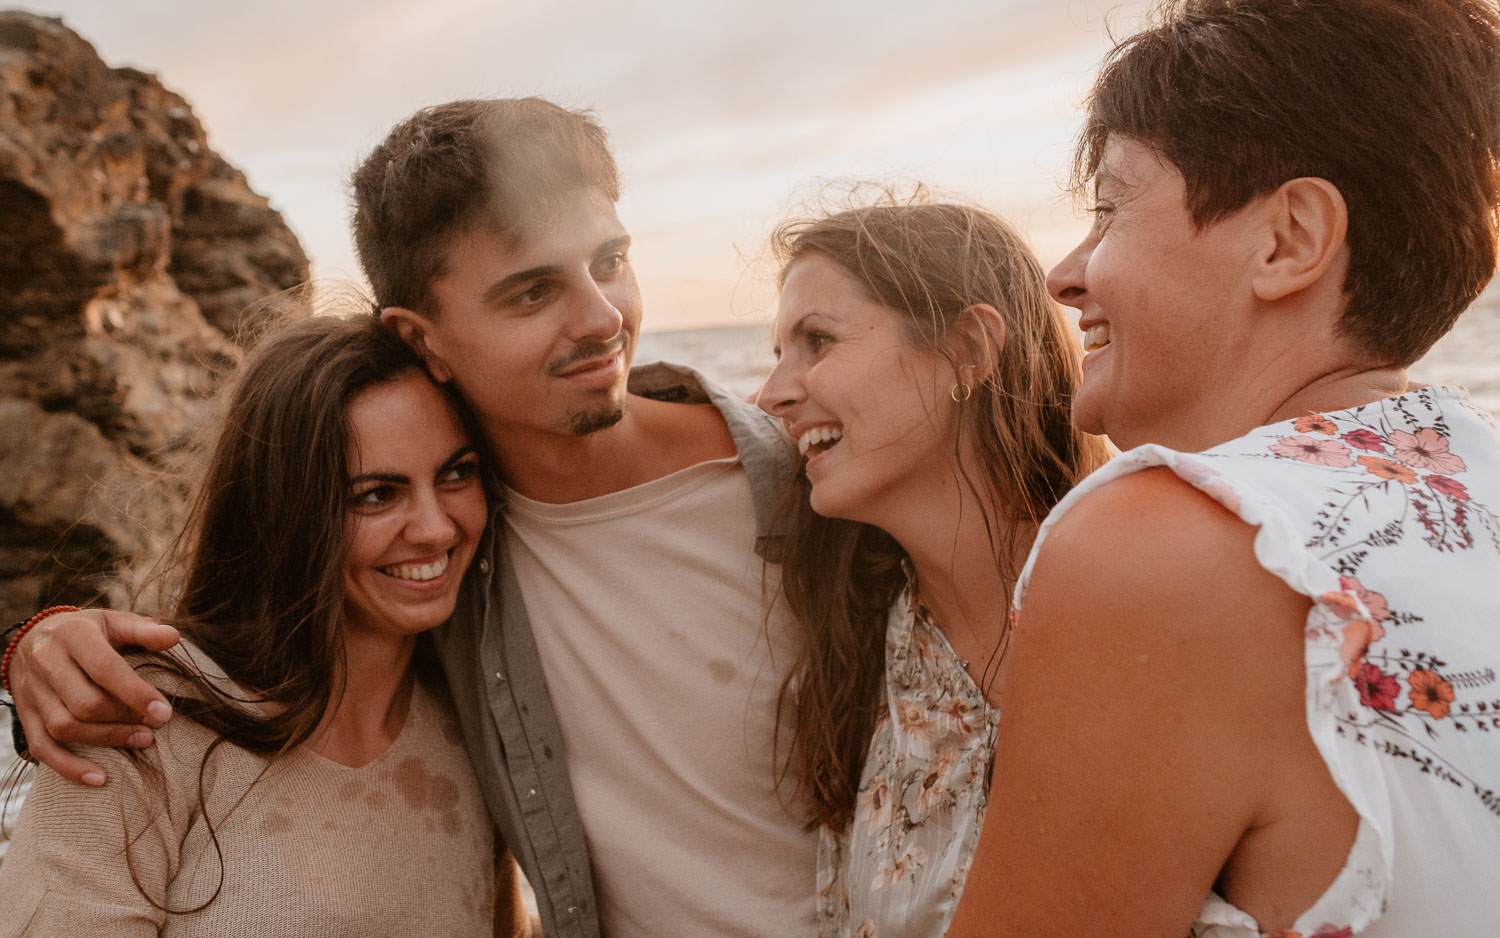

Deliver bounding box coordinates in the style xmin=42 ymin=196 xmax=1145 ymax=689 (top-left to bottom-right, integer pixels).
xmin=478 ymin=235 xmax=633 ymax=306
xmin=349 ymin=445 xmax=478 ymax=486
xmin=1094 ymin=165 xmax=1130 ymax=196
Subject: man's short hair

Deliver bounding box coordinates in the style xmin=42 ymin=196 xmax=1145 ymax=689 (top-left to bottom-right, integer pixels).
xmin=1077 ymin=0 xmax=1500 ymax=365
xmin=350 ymin=97 xmax=620 ymax=316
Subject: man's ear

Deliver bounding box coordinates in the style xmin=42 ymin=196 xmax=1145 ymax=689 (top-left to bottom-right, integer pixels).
xmin=380 ymin=306 xmax=454 ymax=383
xmin=945 ymin=303 xmax=1007 ymax=387
xmin=1251 ymin=177 xmax=1348 ymax=303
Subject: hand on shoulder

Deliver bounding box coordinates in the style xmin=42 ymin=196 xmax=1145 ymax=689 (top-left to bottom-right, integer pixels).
xmin=7 ymin=608 xmax=179 ymax=785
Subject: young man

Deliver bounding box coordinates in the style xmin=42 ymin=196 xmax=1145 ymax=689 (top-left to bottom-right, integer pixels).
xmin=7 ymin=98 xmax=817 ymax=937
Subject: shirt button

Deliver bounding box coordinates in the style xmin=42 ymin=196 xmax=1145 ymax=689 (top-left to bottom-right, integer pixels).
xmin=478 ymin=558 xmax=491 ymax=573
xmin=567 ymin=906 xmax=580 ymax=915
xmin=528 ymin=788 xmax=537 ymax=797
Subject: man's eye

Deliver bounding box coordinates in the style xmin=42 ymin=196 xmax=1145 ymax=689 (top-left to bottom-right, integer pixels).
xmin=514 ymin=283 xmax=551 ymax=306
xmin=596 ymin=253 xmax=626 ymax=277
xmin=806 ymin=331 xmax=832 ymax=352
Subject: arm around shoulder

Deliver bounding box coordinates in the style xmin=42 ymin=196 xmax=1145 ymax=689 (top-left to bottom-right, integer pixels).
xmin=7 ymin=608 xmax=179 ymax=785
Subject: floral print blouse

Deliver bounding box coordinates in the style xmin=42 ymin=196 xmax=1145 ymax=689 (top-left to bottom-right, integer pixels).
xmin=816 ymin=589 xmax=1001 ymax=938
xmin=1014 ymin=386 xmax=1500 ymax=937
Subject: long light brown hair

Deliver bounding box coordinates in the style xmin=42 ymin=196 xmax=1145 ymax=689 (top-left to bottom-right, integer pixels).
xmin=770 ymin=192 xmax=1110 ymax=832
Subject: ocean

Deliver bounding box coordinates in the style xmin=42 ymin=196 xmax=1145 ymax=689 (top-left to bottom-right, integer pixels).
xmin=2 ymin=289 xmax=1496 ymax=861
xmin=638 ymin=286 xmax=1500 ymax=413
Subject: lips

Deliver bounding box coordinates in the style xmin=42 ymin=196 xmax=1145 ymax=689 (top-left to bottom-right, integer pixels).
xmin=555 ymin=351 xmax=620 ymax=378
xmin=550 ymin=337 xmax=629 ymax=378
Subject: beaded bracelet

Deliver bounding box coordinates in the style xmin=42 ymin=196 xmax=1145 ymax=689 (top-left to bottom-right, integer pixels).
xmin=1 ymin=605 xmax=81 ymax=694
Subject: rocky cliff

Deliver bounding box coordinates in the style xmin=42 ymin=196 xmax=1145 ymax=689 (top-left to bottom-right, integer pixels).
xmin=0 ymin=11 xmax=309 ymax=625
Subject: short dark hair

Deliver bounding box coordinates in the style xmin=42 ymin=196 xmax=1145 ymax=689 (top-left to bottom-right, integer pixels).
xmin=349 ymin=97 xmax=620 ymax=315
xmin=1077 ymin=0 xmax=1500 ymax=365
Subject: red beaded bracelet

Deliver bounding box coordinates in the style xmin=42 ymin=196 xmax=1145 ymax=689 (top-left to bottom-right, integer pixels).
xmin=1 ymin=605 xmax=81 ymax=694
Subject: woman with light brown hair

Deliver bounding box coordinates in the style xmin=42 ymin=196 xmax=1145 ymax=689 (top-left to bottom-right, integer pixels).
xmin=756 ymin=192 xmax=1110 ymax=937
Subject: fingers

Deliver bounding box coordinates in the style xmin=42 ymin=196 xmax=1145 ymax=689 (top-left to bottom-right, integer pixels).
xmin=101 ymin=612 xmax=181 ymax=653
xmin=73 ymin=619 xmax=176 ymax=725
xmin=13 ymin=683 xmax=120 ymax=786
xmin=14 ymin=609 xmax=176 ymax=730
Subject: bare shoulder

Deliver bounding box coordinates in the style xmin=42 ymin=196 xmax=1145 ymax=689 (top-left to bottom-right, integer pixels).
xmin=1031 ymin=466 xmax=1302 ymax=628
xmin=950 ymin=468 xmax=1325 ymax=932
xmin=629 ymin=393 xmax=737 ymax=466
xmin=1018 ymin=466 xmax=1311 ymax=723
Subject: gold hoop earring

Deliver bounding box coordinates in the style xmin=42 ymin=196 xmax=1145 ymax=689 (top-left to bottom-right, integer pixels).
xmin=950 ymin=382 xmax=972 ymax=403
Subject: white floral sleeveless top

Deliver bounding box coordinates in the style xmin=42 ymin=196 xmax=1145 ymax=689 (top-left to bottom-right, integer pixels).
xmin=816 ymin=589 xmax=1001 ymax=938
xmin=1015 ymin=386 xmax=1500 ymax=937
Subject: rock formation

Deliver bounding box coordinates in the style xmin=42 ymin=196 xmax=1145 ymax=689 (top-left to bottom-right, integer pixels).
xmin=0 ymin=11 xmax=310 ymax=625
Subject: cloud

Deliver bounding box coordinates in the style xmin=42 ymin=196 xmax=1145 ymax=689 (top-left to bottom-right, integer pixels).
xmin=18 ymin=0 xmax=1147 ymax=328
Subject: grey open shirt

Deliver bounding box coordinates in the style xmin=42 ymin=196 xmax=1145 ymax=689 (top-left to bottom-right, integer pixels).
xmin=428 ymin=363 xmax=795 ymax=938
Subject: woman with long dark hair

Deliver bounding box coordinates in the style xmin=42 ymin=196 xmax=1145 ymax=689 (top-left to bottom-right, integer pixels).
xmin=0 ymin=314 xmax=526 ymax=935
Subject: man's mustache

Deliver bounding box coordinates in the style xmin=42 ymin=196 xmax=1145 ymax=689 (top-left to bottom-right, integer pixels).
xmin=547 ymin=336 xmax=628 ymax=375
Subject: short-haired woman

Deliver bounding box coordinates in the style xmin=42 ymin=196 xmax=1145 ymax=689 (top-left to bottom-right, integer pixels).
xmin=951 ymin=1 xmax=1500 ymax=935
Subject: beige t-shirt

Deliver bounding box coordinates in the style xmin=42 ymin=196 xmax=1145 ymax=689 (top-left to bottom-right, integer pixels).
xmin=503 ymin=456 xmax=817 ymax=936
xmin=0 ymin=675 xmax=501 ymax=937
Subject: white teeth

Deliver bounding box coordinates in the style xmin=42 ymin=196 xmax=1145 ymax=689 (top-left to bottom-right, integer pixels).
xmin=381 ymin=555 xmax=449 ymax=582
xmin=1083 ymin=323 xmax=1112 ymax=352
xmin=797 ymin=426 xmax=844 ymax=456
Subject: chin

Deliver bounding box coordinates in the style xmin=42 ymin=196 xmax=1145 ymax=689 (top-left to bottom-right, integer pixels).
xmin=807 ymin=479 xmax=864 ymax=524
xmin=1069 ymin=386 xmax=1110 ymax=438
xmin=566 ymin=399 xmax=626 ymax=436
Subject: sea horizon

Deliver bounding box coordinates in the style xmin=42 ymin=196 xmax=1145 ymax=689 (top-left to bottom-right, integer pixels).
xmin=639 ymin=284 xmax=1500 ymax=414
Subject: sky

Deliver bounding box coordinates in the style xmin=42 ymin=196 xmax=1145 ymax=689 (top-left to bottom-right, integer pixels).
xmin=17 ymin=0 xmax=1151 ymax=331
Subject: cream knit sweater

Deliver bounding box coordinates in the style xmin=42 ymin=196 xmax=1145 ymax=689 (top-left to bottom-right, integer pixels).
xmin=0 ymin=671 xmax=522 ymax=936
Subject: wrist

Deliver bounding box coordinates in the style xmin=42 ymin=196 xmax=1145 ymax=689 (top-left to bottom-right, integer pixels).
xmin=1 ymin=605 xmax=82 ymax=694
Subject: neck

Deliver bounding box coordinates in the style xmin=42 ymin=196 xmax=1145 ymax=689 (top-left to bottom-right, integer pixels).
xmin=310 ymin=629 xmax=418 ymax=767
xmin=487 ymin=393 xmax=738 ymax=503
xmin=875 ymin=466 xmax=1023 ymax=659
xmin=1114 ymin=313 xmax=1411 ymax=452
xmin=1265 ymin=364 xmax=1411 ymax=426
xmin=489 ymin=404 xmax=641 ymax=502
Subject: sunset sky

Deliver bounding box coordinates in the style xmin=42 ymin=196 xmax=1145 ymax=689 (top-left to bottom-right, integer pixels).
xmin=21 ymin=0 xmax=1151 ymax=330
